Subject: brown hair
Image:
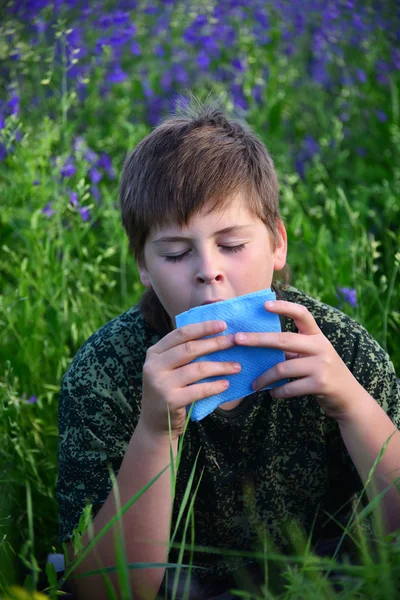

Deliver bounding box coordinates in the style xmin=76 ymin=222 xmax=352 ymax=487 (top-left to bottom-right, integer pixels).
xmin=119 ymin=93 xmax=289 ymax=333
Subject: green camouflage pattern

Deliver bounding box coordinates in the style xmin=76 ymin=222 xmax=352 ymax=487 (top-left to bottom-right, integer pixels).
xmin=57 ymin=284 xmax=400 ymax=584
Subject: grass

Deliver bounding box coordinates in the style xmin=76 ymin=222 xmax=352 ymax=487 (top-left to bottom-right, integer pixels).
xmin=0 ymin=0 xmax=399 ymax=598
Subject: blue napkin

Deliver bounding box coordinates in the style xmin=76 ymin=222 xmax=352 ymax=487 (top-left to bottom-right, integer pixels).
xmin=175 ymin=288 xmax=287 ymax=421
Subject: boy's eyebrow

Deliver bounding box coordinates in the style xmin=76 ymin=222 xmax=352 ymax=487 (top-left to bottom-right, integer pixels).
xmin=152 ymin=225 xmax=252 ymax=245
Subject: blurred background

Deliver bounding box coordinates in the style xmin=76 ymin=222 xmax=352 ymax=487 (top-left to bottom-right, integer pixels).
xmin=0 ymin=0 xmax=399 ymax=593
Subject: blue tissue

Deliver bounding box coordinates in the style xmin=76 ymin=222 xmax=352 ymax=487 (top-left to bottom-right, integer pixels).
xmin=175 ymin=288 xmax=287 ymax=421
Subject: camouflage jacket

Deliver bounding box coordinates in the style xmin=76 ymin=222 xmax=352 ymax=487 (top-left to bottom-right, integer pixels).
xmin=57 ymin=285 xmax=400 ymax=586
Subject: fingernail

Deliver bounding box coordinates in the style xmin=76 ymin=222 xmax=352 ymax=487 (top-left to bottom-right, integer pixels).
xmin=233 ymin=363 xmax=241 ymax=371
xmin=252 ymin=381 xmax=258 ymax=391
xmin=236 ymin=333 xmax=246 ymax=342
xmin=265 ymin=301 xmax=275 ymax=308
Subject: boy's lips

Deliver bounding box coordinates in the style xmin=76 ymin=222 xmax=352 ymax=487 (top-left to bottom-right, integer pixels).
xmin=201 ymin=299 xmax=225 ymax=305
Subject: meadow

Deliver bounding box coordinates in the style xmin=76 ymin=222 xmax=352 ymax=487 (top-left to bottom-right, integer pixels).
xmin=0 ymin=0 xmax=399 ymax=598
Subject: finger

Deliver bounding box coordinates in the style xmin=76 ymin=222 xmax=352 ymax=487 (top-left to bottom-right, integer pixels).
xmin=174 ymin=378 xmax=231 ymax=407
xmin=152 ymin=320 xmax=228 ymax=354
xmin=177 ymin=360 xmax=242 ymax=387
xmin=164 ymin=332 xmax=237 ymax=369
xmin=264 ymin=300 xmax=321 ymax=335
xmin=268 ymin=377 xmax=316 ymax=399
xmin=252 ymin=357 xmax=313 ymax=391
xmin=234 ymin=331 xmax=318 ymax=355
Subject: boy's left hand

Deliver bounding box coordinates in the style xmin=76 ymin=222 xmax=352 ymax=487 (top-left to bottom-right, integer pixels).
xmin=234 ymin=300 xmax=364 ymax=420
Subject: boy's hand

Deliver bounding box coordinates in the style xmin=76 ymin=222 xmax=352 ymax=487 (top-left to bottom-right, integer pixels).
xmin=139 ymin=321 xmax=240 ymax=438
xmin=234 ymin=300 xmax=364 ymax=420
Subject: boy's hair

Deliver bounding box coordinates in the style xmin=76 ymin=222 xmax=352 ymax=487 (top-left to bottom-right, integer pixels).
xmin=119 ymin=93 xmax=289 ymax=332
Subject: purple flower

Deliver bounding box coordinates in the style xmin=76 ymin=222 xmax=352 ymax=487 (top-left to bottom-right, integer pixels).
xmin=95 ymin=37 xmax=108 ymax=55
xmin=201 ymin=36 xmax=220 ymax=57
xmin=376 ymin=60 xmax=389 ymax=85
xmin=33 ymin=180 xmax=40 ymax=185
xmin=130 ymin=41 xmax=141 ymax=56
xmin=0 ymin=144 xmax=8 ymax=161
xmin=42 ymin=202 xmax=55 ymax=217
xmin=154 ymin=43 xmax=165 ymax=57
xmin=337 ymin=287 xmax=357 ymax=307
xmin=27 ymin=395 xmax=37 ymax=404
xmin=231 ymin=83 xmax=248 ymax=111
xmin=69 ymin=191 xmax=79 ymax=207
xmin=144 ymin=4 xmax=158 ymax=15
xmin=79 ymin=206 xmax=91 ymax=221
xmin=161 ymin=71 xmax=172 ymax=91
xmin=73 ymin=136 xmax=85 ymax=152
xmin=252 ymin=84 xmax=263 ymax=104
xmin=376 ymin=110 xmax=388 ymax=123
xmin=96 ymin=153 xmax=116 ymax=179
xmin=98 ymin=14 xmax=113 ymax=28
xmin=84 ymin=147 xmax=97 ymax=164
xmin=33 ymin=18 xmax=47 ymax=34
xmin=107 ymin=66 xmax=127 ymax=84
xmin=356 ymin=69 xmax=367 ymax=83
xmin=197 ymin=51 xmax=210 ymax=69
xmin=109 ymin=25 xmax=136 ymax=46
xmin=60 ymin=162 xmax=76 ymax=178
xmin=112 ymin=11 xmax=131 ymax=26
xmin=393 ymin=49 xmax=400 ymax=70
xmin=254 ymin=8 xmax=269 ymax=28
xmin=232 ymin=58 xmax=245 ymax=72
xmin=91 ymin=185 xmax=101 ymax=203
xmin=8 ymin=95 xmax=20 ymax=117
xmin=0 ymin=113 xmax=5 ymax=130
xmin=172 ymin=63 xmax=189 ymax=85
xmin=89 ymin=167 xmax=103 ymax=184
xmin=304 ymin=134 xmax=319 ymax=156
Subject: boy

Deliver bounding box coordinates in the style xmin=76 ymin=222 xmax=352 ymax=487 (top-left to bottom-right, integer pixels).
xmin=57 ymin=96 xmax=400 ymax=600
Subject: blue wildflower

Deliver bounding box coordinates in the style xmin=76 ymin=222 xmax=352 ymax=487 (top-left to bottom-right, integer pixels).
xmin=376 ymin=110 xmax=388 ymax=122
xmin=197 ymin=51 xmax=210 ymax=69
xmin=96 ymin=153 xmax=116 ymax=179
xmin=84 ymin=147 xmax=97 ymax=164
xmin=337 ymin=287 xmax=357 ymax=307
xmin=42 ymin=202 xmax=55 ymax=217
xmin=60 ymin=161 xmax=76 ymax=178
xmin=79 ymin=206 xmax=91 ymax=221
xmin=89 ymin=167 xmax=102 ymax=184
xmin=107 ymin=66 xmax=128 ymax=84
xmin=112 ymin=11 xmax=131 ymax=26
xmin=356 ymin=69 xmax=367 ymax=83
xmin=393 ymin=49 xmax=400 ymax=70
xmin=232 ymin=58 xmax=245 ymax=72
xmin=69 ymin=191 xmax=79 ymax=207
xmin=130 ymin=41 xmax=141 ymax=56
xmin=73 ymin=136 xmax=85 ymax=152
xmin=91 ymin=185 xmax=101 ymax=203
xmin=98 ymin=14 xmax=113 ymax=29
xmin=8 ymin=95 xmax=20 ymax=117
xmin=154 ymin=43 xmax=165 ymax=57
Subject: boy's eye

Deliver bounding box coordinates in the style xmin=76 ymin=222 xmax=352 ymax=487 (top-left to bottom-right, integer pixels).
xmin=164 ymin=244 xmax=246 ymax=263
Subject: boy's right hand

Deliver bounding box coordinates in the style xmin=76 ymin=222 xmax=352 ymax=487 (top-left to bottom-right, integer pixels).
xmin=138 ymin=320 xmax=241 ymax=438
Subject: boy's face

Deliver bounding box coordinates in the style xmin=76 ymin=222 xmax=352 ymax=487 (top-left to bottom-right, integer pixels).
xmin=138 ymin=192 xmax=287 ymax=327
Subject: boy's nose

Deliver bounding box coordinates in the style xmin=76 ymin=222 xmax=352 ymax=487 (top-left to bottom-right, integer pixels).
xmin=195 ymin=268 xmax=223 ymax=284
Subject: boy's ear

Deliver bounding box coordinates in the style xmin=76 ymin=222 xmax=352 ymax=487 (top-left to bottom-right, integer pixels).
xmin=273 ymin=219 xmax=288 ymax=271
xmin=136 ymin=259 xmax=152 ymax=289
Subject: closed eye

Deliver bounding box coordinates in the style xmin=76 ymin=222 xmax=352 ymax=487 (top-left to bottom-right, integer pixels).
xmin=164 ymin=244 xmax=246 ymax=263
